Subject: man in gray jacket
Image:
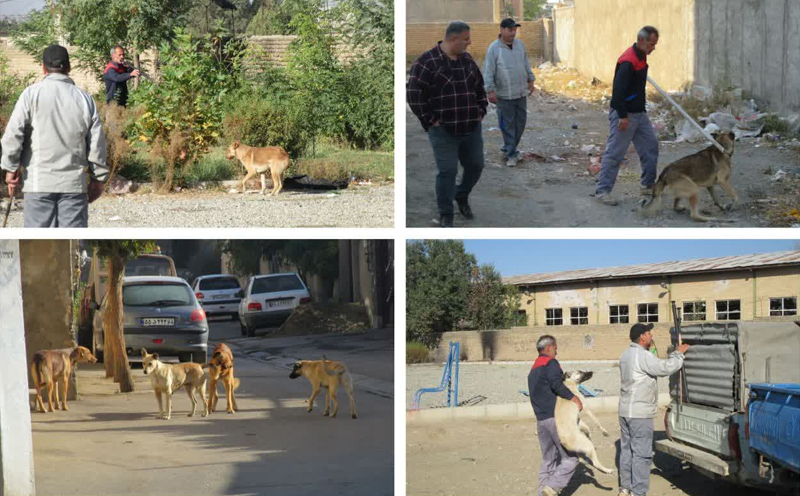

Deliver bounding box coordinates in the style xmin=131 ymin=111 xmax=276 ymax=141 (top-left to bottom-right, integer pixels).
xmin=618 ymin=323 xmax=690 ymax=496
xmin=2 ymin=45 xmax=108 ymax=228
xmin=483 ymin=18 xmax=535 ymax=167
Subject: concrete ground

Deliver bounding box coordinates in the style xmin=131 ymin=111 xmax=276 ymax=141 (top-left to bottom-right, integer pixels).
xmin=30 ymin=318 xmax=393 ymax=496
xmin=406 ymin=94 xmax=798 ymax=228
xmin=407 ymin=409 xmax=773 ymax=496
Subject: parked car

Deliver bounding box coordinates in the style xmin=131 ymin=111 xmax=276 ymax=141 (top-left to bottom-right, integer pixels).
xmin=237 ymin=272 xmax=311 ymax=337
xmin=655 ymin=321 xmax=800 ymax=494
xmin=191 ymin=274 xmax=242 ymax=320
xmin=91 ymin=276 xmax=208 ymax=364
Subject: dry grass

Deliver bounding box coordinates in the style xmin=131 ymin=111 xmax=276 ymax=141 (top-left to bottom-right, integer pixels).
xmin=150 ymin=128 xmax=188 ymax=192
xmin=293 ymin=158 xmax=350 ymax=182
xmin=102 ymin=103 xmax=134 ymax=186
xmin=533 ymin=66 xmax=611 ymax=104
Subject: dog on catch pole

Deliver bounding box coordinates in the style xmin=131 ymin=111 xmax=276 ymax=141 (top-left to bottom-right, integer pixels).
xmin=30 ymin=345 xmax=97 ymax=413
xmin=226 ymin=141 xmax=290 ymax=196
xmin=642 ymin=132 xmax=738 ymax=222
xmin=289 ymin=355 xmax=358 ymax=419
xmin=554 ymin=370 xmax=615 ymax=474
xmin=204 ymin=343 xmax=240 ymax=414
xmin=141 ymin=349 xmax=208 ymax=420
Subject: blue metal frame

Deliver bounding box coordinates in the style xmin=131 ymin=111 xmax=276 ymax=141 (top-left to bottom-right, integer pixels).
xmin=412 ymin=342 xmax=460 ymax=409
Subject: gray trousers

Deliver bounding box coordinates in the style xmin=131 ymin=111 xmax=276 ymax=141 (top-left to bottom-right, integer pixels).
xmin=596 ymin=110 xmax=659 ymax=195
xmin=24 ymin=193 xmax=89 ymax=228
xmin=537 ymin=417 xmax=579 ymax=495
xmin=497 ymin=97 xmax=527 ymax=159
xmin=619 ymin=417 xmax=654 ymax=496
xmin=427 ymin=124 xmax=485 ymax=216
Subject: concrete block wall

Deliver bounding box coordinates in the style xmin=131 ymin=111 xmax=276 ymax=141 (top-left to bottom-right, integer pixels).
xmin=406 ymin=20 xmax=546 ymax=66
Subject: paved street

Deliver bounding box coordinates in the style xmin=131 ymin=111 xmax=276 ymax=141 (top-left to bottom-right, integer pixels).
xmin=30 ymin=318 xmax=394 ymax=496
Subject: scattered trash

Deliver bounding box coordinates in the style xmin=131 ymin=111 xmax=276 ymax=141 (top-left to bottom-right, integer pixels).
xmin=487 ymin=127 xmax=499 ymax=132
xmin=109 ymin=216 xmax=122 ymax=221
xmin=491 ymin=162 xmax=504 ymax=168
xmin=763 ymin=166 xmax=773 ymax=175
xmin=538 ymin=61 xmax=554 ymax=70
xmin=175 ymin=186 xmax=182 ymax=192
xmin=551 ymin=155 xmax=565 ymax=162
xmin=692 ymin=85 xmax=713 ymax=101
xmin=228 ymin=188 xmax=239 ymax=194
xmin=567 ymin=80 xmax=577 ymax=89
xmin=590 ymin=77 xmax=601 ymax=86
xmin=704 ymin=123 xmax=721 ymax=135
xmin=523 ymin=152 xmax=550 ymax=163
xmin=580 ymin=144 xmax=597 ymax=154
xmin=564 ymin=140 xmax=570 ymax=146
xmin=107 ymin=175 xmax=135 ymax=195
xmin=708 ymin=112 xmax=739 ymax=131
xmin=568 ymin=104 xmax=578 ymax=111
xmin=787 ymin=114 xmax=800 ymax=134
xmin=765 ymin=133 xmax=782 ymax=142
xmin=588 ymin=156 xmax=601 ymax=175
xmin=675 ymin=119 xmax=704 ymax=143
xmin=325 ymin=193 xmax=337 ymax=197
xmin=571 ymin=123 xmax=579 ymax=129
xmin=772 ymin=170 xmax=788 ymax=182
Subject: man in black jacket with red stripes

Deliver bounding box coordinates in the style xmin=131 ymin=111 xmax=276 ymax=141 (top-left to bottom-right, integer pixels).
xmin=595 ymin=26 xmax=660 ymax=206
xmin=528 ymin=335 xmax=584 ymax=496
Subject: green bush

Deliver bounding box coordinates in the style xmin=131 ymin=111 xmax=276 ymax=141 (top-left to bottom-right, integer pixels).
xmin=0 ymin=51 xmax=36 ymax=128
xmin=762 ymin=114 xmax=790 ymax=135
xmin=222 ymin=90 xmax=311 ymax=159
xmin=406 ymin=342 xmax=431 ymax=364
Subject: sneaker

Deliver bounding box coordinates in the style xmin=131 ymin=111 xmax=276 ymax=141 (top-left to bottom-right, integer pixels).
xmin=455 ymin=195 xmax=474 ymax=220
xmin=439 ymin=214 xmax=454 ymax=228
xmin=542 ymin=487 xmax=559 ymax=496
xmin=507 ymin=155 xmax=519 ymax=167
xmin=594 ymin=193 xmax=619 ymax=206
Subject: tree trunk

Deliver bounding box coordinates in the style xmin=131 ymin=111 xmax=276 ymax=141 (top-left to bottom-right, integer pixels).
xmin=103 ymin=249 xmax=136 ymax=392
xmin=133 ymin=51 xmax=141 ymax=91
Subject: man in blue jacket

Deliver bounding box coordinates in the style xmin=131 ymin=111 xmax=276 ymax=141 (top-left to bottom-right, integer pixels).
xmin=528 ymin=335 xmax=583 ymax=496
xmin=104 ymin=44 xmax=140 ymax=107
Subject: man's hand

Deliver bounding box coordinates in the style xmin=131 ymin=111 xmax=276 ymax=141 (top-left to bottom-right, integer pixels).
xmin=88 ymin=180 xmax=104 ymax=203
xmin=131 ymin=69 xmax=141 ymax=77
xmin=5 ymin=171 xmax=20 ymax=197
xmin=676 ymin=343 xmax=691 ymax=354
xmin=618 ymin=117 xmax=630 ymax=132
xmin=527 ymin=80 xmax=535 ymax=95
xmin=488 ymin=91 xmax=498 ymax=104
xmin=571 ymin=395 xmax=583 ymax=411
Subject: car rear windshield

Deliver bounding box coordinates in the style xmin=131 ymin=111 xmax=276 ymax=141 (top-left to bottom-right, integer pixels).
xmin=125 ymin=258 xmax=173 ymax=277
xmin=199 ymin=277 xmax=241 ymax=291
xmin=124 ymin=283 xmax=193 ymax=307
xmin=251 ymin=275 xmax=304 ymax=294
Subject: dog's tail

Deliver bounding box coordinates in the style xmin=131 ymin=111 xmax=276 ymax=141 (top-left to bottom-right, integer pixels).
xmin=233 ymin=378 xmax=241 ymax=391
xmin=30 ymin=353 xmax=49 ymax=388
xmin=642 ymin=172 xmax=668 ymax=215
xmin=322 ymin=355 xmax=347 ymax=376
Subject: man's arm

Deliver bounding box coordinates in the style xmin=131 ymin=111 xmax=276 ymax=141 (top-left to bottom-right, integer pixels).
xmin=483 ymin=44 xmax=498 ymax=94
xmin=610 ymin=62 xmax=632 ymax=119
xmin=85 ymin=100 xmax=109 ymax=183
xmin=407 ymin=58 xmax=437 ymax=130
xmin=473 ymin=61 xmax=489 ymax=117
xmin=0 ymin=89 xmax=32 ymax=173
xmin=639 ymin=348 xmax=685 ymax=377
xmin=523 ymin=45 xmax=536 ymax=82
xmin=103 ymin=66 xmax=134 ymax=83
xmin=545 ymin=361 xmax=575 ymax=400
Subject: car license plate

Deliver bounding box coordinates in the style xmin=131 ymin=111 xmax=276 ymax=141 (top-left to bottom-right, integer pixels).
xmin=213 ymin=295 xmax=228 ymax=300
xmin=141 ymin=318 xmax=175 ymax=327
xmin=267 ymin=300 xmax=292 ymax=309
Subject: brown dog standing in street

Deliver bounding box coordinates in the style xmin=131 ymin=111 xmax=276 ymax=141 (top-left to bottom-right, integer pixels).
xmin=205 ymin=343 xmax=240 ymax=414
xmin=226 ymin=141 xmax=290 ymax=196
xmin=30 ymin=345 xmax=97 ymax=413
xmin=289 ymin=355 xmax=358 ymax=419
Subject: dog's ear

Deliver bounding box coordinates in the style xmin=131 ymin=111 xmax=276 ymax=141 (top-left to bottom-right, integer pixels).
xmin=562 ymin=371 xmax=569 ymax=382
xmin=152 ymin=353 xmax=159 ymax=361
xmin=141 ymin=348 xmax=148 ymax=358
xmin=728 ymin=131 xmax=735 ymax=141
xmin=233 ymin=141 xmax=240 ymax=149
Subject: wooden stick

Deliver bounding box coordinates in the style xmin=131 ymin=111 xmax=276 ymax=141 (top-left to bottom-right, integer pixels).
xmin=2 ymin=194 xmax=12 ymax=228
xmin=647 ymin=75 xmax=726 ymax=154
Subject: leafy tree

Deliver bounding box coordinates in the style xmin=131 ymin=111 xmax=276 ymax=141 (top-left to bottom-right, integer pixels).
xmin=523 ymin=0 xmax=548 ymax=20
xmin=406 ymin=240 xmax=476 ymax=347
xmin=85 ymin=240 xmax=156 ymax=393
xmin=245 ymin=0 xmax=308 ymax=36
xmin=0 ymin=51 xmax=37 ymax=129
xmin=188 ymin=0 xmax=263 ymax=37
xmin=467 ymin=264 xmax=526 ymax=330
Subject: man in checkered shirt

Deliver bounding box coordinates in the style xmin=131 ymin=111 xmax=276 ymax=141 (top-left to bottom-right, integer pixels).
xmin=407 ymin=21 xmax=488 ymax=228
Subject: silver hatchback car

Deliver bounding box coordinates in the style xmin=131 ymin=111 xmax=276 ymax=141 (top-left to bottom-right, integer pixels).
xmin=91 ymin=276 xmax=209 ymax=364
xmin=238 ymin=273 xmax=311 ymax=337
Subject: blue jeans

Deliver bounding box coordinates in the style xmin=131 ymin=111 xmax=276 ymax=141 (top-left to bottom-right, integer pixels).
xmin=427 ymin=124 xmax=485 ymax=216
xmin=596 ymin=110 xmax=659 ymax=195
xmin=497 ymin=97 xmax=527 ymax=159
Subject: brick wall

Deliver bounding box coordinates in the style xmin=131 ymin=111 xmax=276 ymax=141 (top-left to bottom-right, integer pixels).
xmin=406 ymin=20 xmax=546 ymax=66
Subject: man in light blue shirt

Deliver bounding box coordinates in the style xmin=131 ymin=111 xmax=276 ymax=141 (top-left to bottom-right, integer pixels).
xmin=483 ymin=18 xmax=536 ymax=167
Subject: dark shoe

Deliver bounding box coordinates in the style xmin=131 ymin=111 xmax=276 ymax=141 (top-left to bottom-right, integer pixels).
xmin=455 ymin=196 xmax=474 ymax=219
xmin=440 ymin=214 xmax=454 ymax=227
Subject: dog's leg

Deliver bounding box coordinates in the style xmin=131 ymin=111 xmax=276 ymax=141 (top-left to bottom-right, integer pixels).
xmin=155 ymin=391 xmax=164 ymax=419
xmin=225 ymin=379 xmax=234 ymax=414
xmin=53 ymin=379 xmax=62 ymax=410
xmin=230 ymin=370 xmax=238 ymax=412
xmin=673 ymin=197 xmax=685 ymax=213
xmin=34 ymin=382 xmax=46 ymax=413
xmin=582 ymin=409 xmax=610 ymax=437
xmin=165 ymin=392 xmax=172 ymax=420
xmin=574 ymin=432 xmax=615 ymax=474
xmin=241 ymin=170 xmax=256 ymax=194
xmin=345 ymin=377 xmax=358 ymax=419
xmin=271 ymin=170 xmax=284 ymax=196
xmin=330 ymin=385 xmax=340 ymax=419
xmin=706 ymin=186 xmax=727 ymax=211
xmin=579 ymin=420 xmax=592 ymax=439
xmin=186 ymin=386 xmax=197 ymax=417
xmin=199 ymin=378 xmax=209 ymax=417
xmin=46 ymin=380 xmax=55 ymax=412
xmin=717 ymin=175 xmax=739 ymax=210
xmin=308 ymin=384 xmax=320 ymax=413
xmin=260 ymin=173 xmax=267 ymax=195
xmin=208 ymin=377 xmax=218 ymax=413
xmin=323 ymin=386 xmax=331 ymax=417
xmin=61 ymin=374 xmax=70 ymax=411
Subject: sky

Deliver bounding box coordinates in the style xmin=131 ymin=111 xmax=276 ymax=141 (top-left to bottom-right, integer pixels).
xmin=460 ymin=239 xmax=799 ymax=277
xmin=0 ymin=0 xmax=44 ymax=17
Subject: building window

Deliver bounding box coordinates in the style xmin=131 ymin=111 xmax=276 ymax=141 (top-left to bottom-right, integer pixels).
xmin=716 ymin=300 xmax=741 ymax=320
xmin=610 ymin=305 xmax=629 ymax=324
xmin=683 ymin=301 xmax=706 ymax=321
xmin=770 ymin=297 xmax=797 ymax=316
xmin=637 ymin=303 xmax=658 ymax=323
xmin=570 ymin=307 xmax=588 ymax=325
xmin=546 ymin=308 xmax=563 ymax=326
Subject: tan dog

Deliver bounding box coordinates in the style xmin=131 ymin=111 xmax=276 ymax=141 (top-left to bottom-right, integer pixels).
xmin=30 ymin=345 xmax=97 ymax=413
xmin=204 ymin=343 xmax=240 ymax=414
xmin=554 ymin=371 xmax=614 ymax=474
xmin=643 ymin=132 xmax=738 ymax=222
xmin=289 ymin=355 xmax=358 ymax=419
xmin=141 ymin=349 xmax=208 ymax=420
xmin=226 ymin=141 xmax=290 ymax=196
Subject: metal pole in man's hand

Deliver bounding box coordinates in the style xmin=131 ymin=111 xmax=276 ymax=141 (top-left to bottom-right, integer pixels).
xmin=671 ymin=301 xmax=684 ymax=412
xmin=2 ymin=193 xmax=13 ymax=228
xmin=647 ymin=75 xmax=726 ymax=154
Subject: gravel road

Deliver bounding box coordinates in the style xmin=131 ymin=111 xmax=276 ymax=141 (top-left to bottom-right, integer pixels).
xmin=406 ymin=361 xmax=670 ymax=409
xmin=1 ymin=183 xmax=394 ymax=228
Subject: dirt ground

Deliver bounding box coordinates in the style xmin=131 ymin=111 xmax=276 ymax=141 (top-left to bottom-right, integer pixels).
xmin=406 ymin=409 xmax=774 ymax=496
xmin=406 ymin=70 xmax=799 ymax=228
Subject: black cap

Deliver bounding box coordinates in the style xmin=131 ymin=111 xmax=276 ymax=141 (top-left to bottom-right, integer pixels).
xmin=630 ymin=322 xmax=654 ymax=342
xmin=43 ymin=45 xmax=70 ymax=70
xmin=500 ymin=18 xmax=521 ymax=29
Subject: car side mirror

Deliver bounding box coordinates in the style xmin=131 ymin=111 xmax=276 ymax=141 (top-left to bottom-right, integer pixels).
xmin=89 ymin=301 xmax=100 ymax=311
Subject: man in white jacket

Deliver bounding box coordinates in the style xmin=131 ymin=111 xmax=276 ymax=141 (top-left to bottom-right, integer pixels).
xmin=618 ymin=323 xmax=689 ymax=496
xmin=483 ymin=18 xmax=535 ymax=167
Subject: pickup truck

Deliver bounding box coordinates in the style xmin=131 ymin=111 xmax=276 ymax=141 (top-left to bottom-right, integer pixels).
xmin=654 ymin=321 xmax=800 ymax=493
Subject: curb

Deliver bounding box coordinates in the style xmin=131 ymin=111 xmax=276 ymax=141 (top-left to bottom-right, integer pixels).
xmin=406 ymin=393 xmax=671 ymax=424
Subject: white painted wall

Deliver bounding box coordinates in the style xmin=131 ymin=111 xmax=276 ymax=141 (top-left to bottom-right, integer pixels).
xmin=0 ymin=240 xmax=35 ymax=496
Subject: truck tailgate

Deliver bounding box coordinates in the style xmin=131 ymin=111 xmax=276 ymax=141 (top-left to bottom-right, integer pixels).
xmin=666 ymin=403 xmax=734 ymax=458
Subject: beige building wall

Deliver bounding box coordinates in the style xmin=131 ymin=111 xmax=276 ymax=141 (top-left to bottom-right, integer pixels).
xmin=519 ymin=266 xmax=800 ymax=327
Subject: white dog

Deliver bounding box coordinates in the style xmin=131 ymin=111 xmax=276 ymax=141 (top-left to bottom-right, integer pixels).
xmin=142 ymin=349 xmax=208 ymax=420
